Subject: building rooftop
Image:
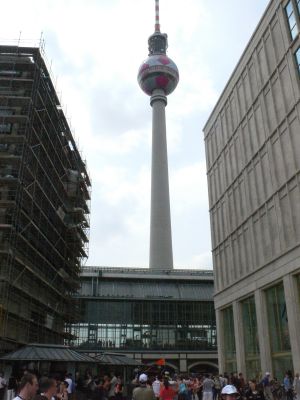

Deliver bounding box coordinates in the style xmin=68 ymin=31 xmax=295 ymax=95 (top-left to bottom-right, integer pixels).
xmin=80 ymin=266 xmax=214 ymax=281
xmin=78 ymin=267 xmax=214 ymax=301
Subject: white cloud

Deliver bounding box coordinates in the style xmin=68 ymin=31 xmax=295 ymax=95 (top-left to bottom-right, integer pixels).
xmin=0 ymin=0 xmax=269 ymax=268
xmin=190 ymin=252 xmax=213 ymax=269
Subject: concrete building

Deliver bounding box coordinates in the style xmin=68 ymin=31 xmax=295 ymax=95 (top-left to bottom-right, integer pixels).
xmin=204 ymin=0 xmax=300 ymax=379
xmin=0 ymin=45 xmax=91 ymax=354
xmin=67 ymin=267 xmax=218 ymax=373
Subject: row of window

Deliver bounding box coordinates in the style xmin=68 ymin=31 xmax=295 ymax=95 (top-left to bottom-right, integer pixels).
xmin=222 ymin=277 xmax=300 ymax=380
xmin=82 ymin=300 xmax=216 ymax=325
xmin=68 ymin=323 xmax=217 ymax=351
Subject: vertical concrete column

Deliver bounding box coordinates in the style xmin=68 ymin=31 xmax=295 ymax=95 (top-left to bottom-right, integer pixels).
xmin=149 ymin=89 xmax=173 ymax=270
xmin=216 ymin=308 xmax=225 ymax=374
xmin=283 ymin=274 xmax=300 ymax=372
xmin=254 ymin=289 xmax=272 ymax=374
xmin=233 ymin=301 xmax=246 ymax=375
xmin=180 ymin=359 xmax=187 ymax=373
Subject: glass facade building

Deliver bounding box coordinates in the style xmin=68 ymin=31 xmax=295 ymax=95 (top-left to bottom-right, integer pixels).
xmin=70 ymin=300 xmax=216 ymax=351
xmin=67 ymin=267 xmax=218 ymax=373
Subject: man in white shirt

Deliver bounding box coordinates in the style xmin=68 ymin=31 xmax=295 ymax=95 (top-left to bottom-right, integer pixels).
xmin=64 ymin=374 xmax=73 ymax=395
xmin=152 ymin=377 xmax=161 ymax=399
xmin=202 ymin=375 xmax=214 ymax=400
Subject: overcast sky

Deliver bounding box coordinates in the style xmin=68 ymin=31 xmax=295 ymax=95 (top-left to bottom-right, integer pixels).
xmin=1 ymin=0 xmax=269 ymax=269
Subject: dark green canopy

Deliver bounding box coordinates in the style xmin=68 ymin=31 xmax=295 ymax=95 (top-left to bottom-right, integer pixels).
xmin=0 ymin=343 xmax=96 ymax=363
xmin=91 ymin=352 xmax=142 ymax=366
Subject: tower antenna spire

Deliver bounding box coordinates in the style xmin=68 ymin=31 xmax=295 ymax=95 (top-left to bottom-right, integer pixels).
xmin=155 ymin=0 xmax=160 ymax=32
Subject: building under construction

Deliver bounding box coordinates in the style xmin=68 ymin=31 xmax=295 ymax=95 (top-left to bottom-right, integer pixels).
xmin=0 ymin=45 xmax=91 ymax=354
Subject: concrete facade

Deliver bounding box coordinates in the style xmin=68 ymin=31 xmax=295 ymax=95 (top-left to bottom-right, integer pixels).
xmin=150 ymin=89 xmax=173 ymax=269
xmin=138 ymin=1 xmax=179 ymax=270
xmin=204 ymin=0 xmax=300 ymax=379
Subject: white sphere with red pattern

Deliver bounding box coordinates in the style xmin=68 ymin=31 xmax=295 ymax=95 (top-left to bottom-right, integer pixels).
xmin=138 ymin=54 xmax=179 ymax=96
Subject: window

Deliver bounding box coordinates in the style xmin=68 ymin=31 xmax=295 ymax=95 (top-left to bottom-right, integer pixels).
xmin=0 ymin=70 xmax=21 ymax=78
xmin=295 ymin=47 xmax=300 ymax=74
xmin=67 ymin=299 xmax=217 ymax=351
xmin=222 ymin=306 xmax=237 ymax=373
xmin=285 ymin=1 xmax=298 ymax=40
xmin=265 ymin=283 xmax=292 ymax=380
xmin=241 ymin=296 xmax=260 ymax=380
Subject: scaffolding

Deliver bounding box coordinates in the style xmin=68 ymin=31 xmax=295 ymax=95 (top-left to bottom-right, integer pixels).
xmin=0 ymin=44 xmax=91 ymax=354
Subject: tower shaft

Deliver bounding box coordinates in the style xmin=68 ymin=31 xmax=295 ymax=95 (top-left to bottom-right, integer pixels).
xmin=150 ymin=89 xmax=173 ymax=270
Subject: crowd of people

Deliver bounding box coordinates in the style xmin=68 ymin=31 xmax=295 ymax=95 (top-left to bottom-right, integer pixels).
xmin=0 ymin=369 xmax=300 ymax=400
xmin=130 ymin=371 xmax=300 ymax=400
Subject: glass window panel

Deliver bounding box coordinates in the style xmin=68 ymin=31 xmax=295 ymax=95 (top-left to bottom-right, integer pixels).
xmin=286 ymin=1 xmax=293 ymax=17
xmin=285 ymin=1 xmax=299 ymax=40
xmin=68 ymin=300 xmax=216 ymax=351
xmin=289 ymin=13 xmax=297 ymax=29
xmin=222 ymin=306 xmax=237 ymax=372
xmin=295 ymin=48 xmax=300 ymax=73
xmin=241 ymin=296 xmax=260 ymax=379
xmin=265 ymin=283 xmax=292 ymax=380
xmin=291 ymin=24 xmax=298 ymax=39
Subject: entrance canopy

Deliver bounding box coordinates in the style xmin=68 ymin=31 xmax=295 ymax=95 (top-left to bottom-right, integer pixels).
xmin=0 ymin=343 xmax=96 ymax=363
xmin=90 ymin=352 xmax=142 ymax=366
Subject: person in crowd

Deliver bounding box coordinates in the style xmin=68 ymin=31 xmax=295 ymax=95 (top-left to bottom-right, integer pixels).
xmin=108 ymin=373 xmax=118 ymax=400
xmin=64 ymin=374 xmax=73 ymax=398
xmin=58 ymin=380 xmax=69 ymax=400
xmin=13 ymin=373 xmax=39 ymax=400
xmin=91 ymin=379 xmax=105 ymax=400
xmin=202 ymin=374 xmax=214 ymax=400
xmin=213 ymin=375 xmax=222 ymax=400
xmin=75 ymin=372 xmax=86 ymax=400
xmin=178 ymin=377 xmax=188 ymax=400
xmin=101 ymin=375 xmax=111 ymax=400
xmin=33 ymin=378 xmax=57 ymax=400
xmin=193 ymin=377 xmax=202 ymax=400
xmin=7 ymin=374 xmax=18 ymax=400
xmin=114 ymin=375 xmax=123 ymax=400
xmin=283 ymin=371 xmax=293 ymax=400
xmin=261 ymin=372 xmax=273 ymax=400
xmin=159 ymin=379 xmax=176 ymax=400
xmin=132 ymin=374 xmax=155 ymax=400
xmin=0 ymin=372 xmax=7 ymax=400
xmin=221 ymin=385 xmax=239 ymax=400
xmin=152 ymin=377 xmax=161 ymax=399
xmin=244 ymin=380 xmax=264 ymax=400
xmin=293 ymin=373 xmax=300 ymax=400
xmin=237 ymin=374 xmax=245 ymax=393
xmin=230 ymin=375 xmax=239 ymax=390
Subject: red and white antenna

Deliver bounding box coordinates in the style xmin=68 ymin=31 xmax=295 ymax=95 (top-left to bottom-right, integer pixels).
xmin=155 ymin=0 xmax=160 ymax=32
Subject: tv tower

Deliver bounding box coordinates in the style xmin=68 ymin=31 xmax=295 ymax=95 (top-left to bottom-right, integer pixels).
xmin=138 ymin=0 xmax=179 ymax=270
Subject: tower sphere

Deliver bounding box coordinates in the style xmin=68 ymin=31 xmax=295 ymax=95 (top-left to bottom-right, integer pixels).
xmin=138 ymin=54 xmax=179 ymax=96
